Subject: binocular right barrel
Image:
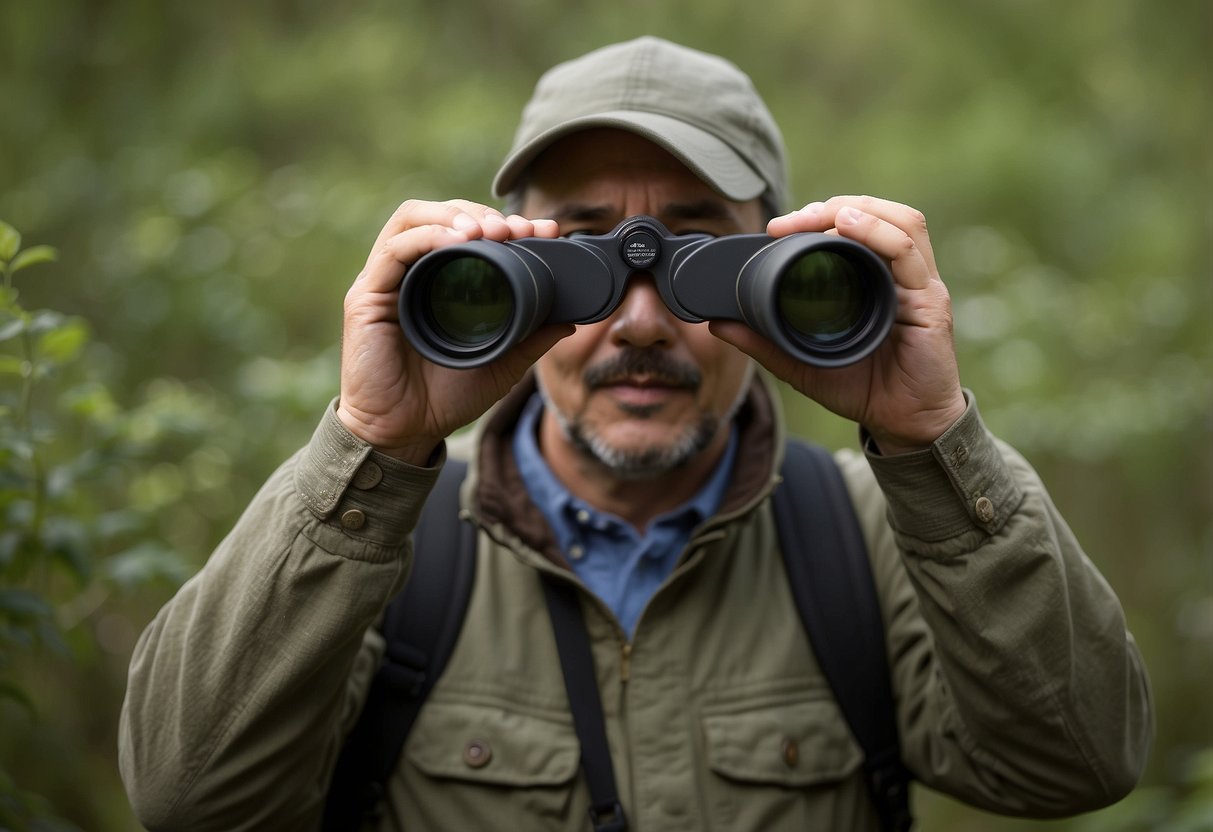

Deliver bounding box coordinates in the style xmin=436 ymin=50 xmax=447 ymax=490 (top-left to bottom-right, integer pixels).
xmin=663 ymin=232 xmax=896 ymax=368
xmin=398 ymin=219 xmax=896 ymax=369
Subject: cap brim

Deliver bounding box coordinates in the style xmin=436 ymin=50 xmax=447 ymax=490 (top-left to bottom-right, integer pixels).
xmin=491 ymin=111 xmax=767 ymax=204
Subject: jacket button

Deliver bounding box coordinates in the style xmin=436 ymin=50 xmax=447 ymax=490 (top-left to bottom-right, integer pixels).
xmin=353 ymin=461 xmax=383 ymax=490
xmin=463 ymin=739 xmax=492 ymax=768
xmin=340 ymin=509 xmax=367 ymax=530
xmin=781 ymin=736 xmax=799 ymax=767
xmin=974 ymin=496 xmax=995 ymax=524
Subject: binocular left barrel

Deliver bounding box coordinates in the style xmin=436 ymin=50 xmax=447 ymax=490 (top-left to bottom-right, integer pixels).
xmin=398 ymin=232 xmax=895 ymax=369
xmin=399 ymin=240 xmax=571 ymax=368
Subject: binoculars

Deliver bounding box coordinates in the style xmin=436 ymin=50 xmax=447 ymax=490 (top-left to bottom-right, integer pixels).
xmin=398 ymin=215 xmax=896 ymax=369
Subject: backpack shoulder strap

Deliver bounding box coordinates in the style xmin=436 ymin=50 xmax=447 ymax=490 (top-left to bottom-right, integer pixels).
xmin=772 ymin=439 xmax=914 ymax=832
xmin=541 ymin=575 xmax=628 ymax=832
xmin=322 ymin=458 xmax=476 ymax=831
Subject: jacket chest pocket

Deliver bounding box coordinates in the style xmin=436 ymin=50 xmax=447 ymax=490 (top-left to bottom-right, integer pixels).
xmin=701 ymin=696 xmax=867 ymax=831
xmin=401 ymin=699 xmax=586 ymax=831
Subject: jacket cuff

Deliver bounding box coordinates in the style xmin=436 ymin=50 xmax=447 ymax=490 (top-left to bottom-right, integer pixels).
xmin=294 ymin=400 xmax=446 ymax=546
xmin=863 ymin=391 xmax=1023 ymax=545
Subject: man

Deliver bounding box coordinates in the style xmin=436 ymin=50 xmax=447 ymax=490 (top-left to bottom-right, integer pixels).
xmin=120 ymin=37 xmax=1153 ymax=830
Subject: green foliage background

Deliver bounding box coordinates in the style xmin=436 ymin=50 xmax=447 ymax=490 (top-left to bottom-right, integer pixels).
xmin=1 ymin=0 xmax=1209 ymax=828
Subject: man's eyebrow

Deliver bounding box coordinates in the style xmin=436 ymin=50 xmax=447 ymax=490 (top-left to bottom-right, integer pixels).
xmin=660 ymin=199 xmax=736 ymax=222
xmin=550 ymin=199 xmax=735 ymax=224
xmin=549 ymin=204 xmax=616 ymax=224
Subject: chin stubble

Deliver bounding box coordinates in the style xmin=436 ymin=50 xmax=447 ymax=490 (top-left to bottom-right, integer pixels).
xmin=536 ymin=350 xmax=753 ymax=481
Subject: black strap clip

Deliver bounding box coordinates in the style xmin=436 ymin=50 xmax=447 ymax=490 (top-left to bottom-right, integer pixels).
xmin=377 ymin=642 xmax=429 ymax=697
xmin=865 ymin=749 xmax=914 ymax=831
xmin=588 ymin=800 xmax=627 ymax=832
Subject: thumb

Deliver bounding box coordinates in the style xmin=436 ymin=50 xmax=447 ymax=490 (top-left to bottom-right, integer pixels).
xmin=491 ymin=324 xmax=577 ymax=380
xmin=708 ymin=321 xmax=808 ymax=385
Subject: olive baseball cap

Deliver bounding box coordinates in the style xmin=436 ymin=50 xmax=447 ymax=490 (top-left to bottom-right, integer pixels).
xmin=492 ymin=37 xmax=789 ymax=215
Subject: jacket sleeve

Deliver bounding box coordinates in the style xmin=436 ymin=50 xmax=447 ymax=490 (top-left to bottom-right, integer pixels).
xmin=842 ymin=392 xmax=1154 ymax=818
xmin=118 ymin=403 xmax=442 ymax=831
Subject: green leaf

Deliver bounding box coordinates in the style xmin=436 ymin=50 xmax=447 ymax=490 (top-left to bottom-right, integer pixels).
xmin=0 ymin=588 xmax=53 ymax=621
xmin=95 ymin=509 xmax=144 ymax=539
xmin=7 ymin=438 xmax=35 ymax=461
xmin=0 ymin=621 xmax=35 ymax=649
xmin=42 ymin=517 xmax=92 ymax=582
xmin=0 ymin=355 xmax=28 ymax=375
xmin=0 ymin=679 xmax=37 ymax=716
xmin=37 ymin=319 xmax=88 ymax=363
xmin=0 ymin=532 xmax=20 ymax=569
xmin=0 ymin=318 xmax=25 ymax=341
xmin=63 ymin=383 xmax=119 ymax=425
xmin=0 ymin=221 xmax=19 ymax=262
xmin=26 ymin=310 xmax=65 ymax=334
xmin=9 ymin=245 xmax=58 ymax=274
xmin=104 ymin=542 xmax=191 ymax=589
xmin=33 ymin=615 xmax=69 ymax=655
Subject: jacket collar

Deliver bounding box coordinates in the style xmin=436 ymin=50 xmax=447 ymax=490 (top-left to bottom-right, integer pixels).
xmin=465 ymin=370 xmax=784 ymax=567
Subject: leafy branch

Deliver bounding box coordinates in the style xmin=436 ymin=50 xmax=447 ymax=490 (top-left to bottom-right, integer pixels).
xmin=1 ymin=220 xmax=188 ymax=831
xmin=0 ymin=221 xmax=67 ymax=674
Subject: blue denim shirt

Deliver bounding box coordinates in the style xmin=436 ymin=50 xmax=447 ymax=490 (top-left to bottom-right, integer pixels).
xmin=512 ymin=393 xmax=737 ymax=638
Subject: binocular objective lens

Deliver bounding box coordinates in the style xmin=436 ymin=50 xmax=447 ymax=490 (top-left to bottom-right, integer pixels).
xmin=424 ymin=256 xmax=514 ymax=347
xmin=777 ymin=251 xmax=867 ymax=343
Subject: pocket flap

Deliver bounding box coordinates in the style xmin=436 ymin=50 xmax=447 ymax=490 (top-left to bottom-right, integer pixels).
xmin=703 ymin=698 xmax=862 ymax=787
xmin=407 ymin=700 xmax=580 ymax=787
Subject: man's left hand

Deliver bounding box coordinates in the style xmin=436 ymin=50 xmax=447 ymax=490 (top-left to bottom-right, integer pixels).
xmin=709 ymin=195 xmax=967 ymax=455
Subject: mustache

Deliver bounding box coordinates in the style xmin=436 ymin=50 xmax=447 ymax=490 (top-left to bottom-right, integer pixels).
xmin=583 ymin=348 xmax=702 ymax=391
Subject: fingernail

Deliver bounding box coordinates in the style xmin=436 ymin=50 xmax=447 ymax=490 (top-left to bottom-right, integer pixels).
xmin=837 ymin=207 xmax=863 ymax=226
xmin=452 ymin=213 xmax=478 ymax=231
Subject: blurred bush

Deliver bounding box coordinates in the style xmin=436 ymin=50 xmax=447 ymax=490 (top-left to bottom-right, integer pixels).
xmin=1 ymin=0 xmax=1209 ymax=828
xmin=0 ymin=221 xmax=184 ymax=828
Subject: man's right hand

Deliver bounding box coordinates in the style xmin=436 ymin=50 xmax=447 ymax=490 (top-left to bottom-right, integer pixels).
xmin=336 ymin=199 xmax=572 ymax=466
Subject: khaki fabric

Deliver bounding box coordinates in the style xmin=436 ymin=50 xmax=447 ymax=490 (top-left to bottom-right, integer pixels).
xmin=120 ymin=373 xmax=1153 ymax=831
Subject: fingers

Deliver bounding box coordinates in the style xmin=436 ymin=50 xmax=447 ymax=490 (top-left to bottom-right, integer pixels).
xmin=494 ymin=323 xmax=577 ymax=380
xmin=768 ymin=196 xmax=938 ymax=291
xmin=833 ymin=205 xmax=933 ymax=291
xmin=356 ymin=200 xmax=557 ymax=295
xmin=505 ymin=214 xmax=560 ymax=239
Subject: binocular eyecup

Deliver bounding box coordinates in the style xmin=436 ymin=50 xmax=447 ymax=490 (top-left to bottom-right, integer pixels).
xmin=399 ymin=215 xmax=895 ymax=369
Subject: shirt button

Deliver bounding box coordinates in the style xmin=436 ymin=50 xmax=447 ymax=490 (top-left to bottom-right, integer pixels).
xmin=352 ymin=461 xmax=383 ymax=490
xmin=575 ymin=509 xmax=591 ymax=525
xmin=463 ymin=739 xmax=492 ymax=768
xmin=340 ymin=509 xmax=367 ymax=530
xmin=974 ymin=496 xmax=995 ymax=524
xmin=568 ymin=545 xmax=586 ymax=561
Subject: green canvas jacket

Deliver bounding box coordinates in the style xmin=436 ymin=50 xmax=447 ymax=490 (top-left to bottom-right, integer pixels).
xmin=119 ymin=374 xmax=1153 ymax=830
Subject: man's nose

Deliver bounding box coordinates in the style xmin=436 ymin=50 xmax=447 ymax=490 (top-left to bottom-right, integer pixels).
xmin=608 ymin=274 xmax=680 ymax=348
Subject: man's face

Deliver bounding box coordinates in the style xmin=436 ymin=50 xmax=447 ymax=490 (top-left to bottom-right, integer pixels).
xmin=520 ymin=128 xmax=766 ymax=479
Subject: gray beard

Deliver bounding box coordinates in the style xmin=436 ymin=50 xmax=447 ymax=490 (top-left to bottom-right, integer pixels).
xmin=548 ymin=399 xmax=720 ymax=481
xmin=535 ymin=361 xmax=753 ymax=482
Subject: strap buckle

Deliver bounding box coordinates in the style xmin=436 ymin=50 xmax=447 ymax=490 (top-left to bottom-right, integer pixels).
xmin=588 ymin=799 xmax=627 ymax=832
xmin=378 ymin=642 xmax=430 ymax=697
xmin=865 ymin=749 xmax=914 ymax=831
